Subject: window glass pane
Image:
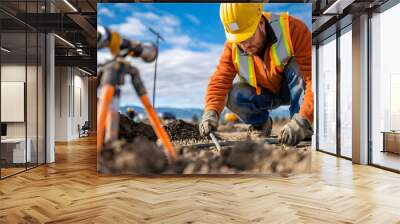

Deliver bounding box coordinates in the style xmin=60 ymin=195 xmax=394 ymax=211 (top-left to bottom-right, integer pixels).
xmin=340 ymin=29 xmax=352 ymax=158
xmin=317 ymin=36 xmax=337 ymax=154
xmin=371 ymin=3 xmax=400 ymax=171
xmin=0 ymin=1 xmax=27 ymax=177
xmin=26 ymin=0 xmax=39 ymax=169
xmin=0 ymin=0 xmax=46 ymax=178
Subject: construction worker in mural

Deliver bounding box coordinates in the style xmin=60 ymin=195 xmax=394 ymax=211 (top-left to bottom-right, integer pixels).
xmin=199 ymin=3 xmax=313 ymax=146
xmin=126 ymin=107 xmax=138 ymax=120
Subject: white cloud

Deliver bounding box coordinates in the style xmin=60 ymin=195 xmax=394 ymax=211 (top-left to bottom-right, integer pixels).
xmin=99 ymin=7 xmax=115 ymax=18
xmin=98 ymin=44 xmax=224 ymax=109
xmin=109 ymin=16 xmax=147 ymax=38
xmin=112 ymin=3 xmax=136 ymax=12
xmin=185 ymin=14 xmax=200 ymax=25
xmin=107 ymin=11 xmax=203 ymax=50
xmin=98 ymin=8 xmax=226 ymax=109
xmin=134 ymin=12 xmax=160 ymax=21
xmin=160 ymin=14 xmax=180 ymax=27
xmin=97 ymin=50 xmax=112 ymax=65
xmin=166 ymin=35 xmax=192 ymax=47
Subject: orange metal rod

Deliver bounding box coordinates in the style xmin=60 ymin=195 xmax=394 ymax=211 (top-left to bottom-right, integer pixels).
xmin=97 ymin=85 xmax=115 ymax=152
xmin=140 ymin=95 xmax=177 ymax=159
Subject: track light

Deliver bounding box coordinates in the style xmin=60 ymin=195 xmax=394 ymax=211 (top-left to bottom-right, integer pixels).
xmin=63 ymin=0 xmax=78 ymax=12
xmin=54 ymin=34 xmax=75 ymax=48
xmin=1 ymin=47 xmax=11 ymax=53
xmin=78 ymin=67 xmax=93 ymax=76
xmin=323 ymin=0 xmax=354 ymax=15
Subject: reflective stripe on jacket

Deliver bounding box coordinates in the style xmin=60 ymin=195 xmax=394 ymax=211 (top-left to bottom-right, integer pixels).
xmin=204 ymin=15 xmax=313 ymax=124
xmin=231 ymin=12 xmax=293 ymax=95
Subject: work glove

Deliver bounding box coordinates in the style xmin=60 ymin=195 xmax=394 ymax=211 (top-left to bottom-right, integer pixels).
xmin=279 ymin=114 xmax=313 ymax=146
xmin=199 ymin=110 xmax=219 ymax=136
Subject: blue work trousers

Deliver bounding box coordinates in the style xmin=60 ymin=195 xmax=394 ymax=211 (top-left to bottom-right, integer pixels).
xmin=226 ymin=58 xmax=305 ymax=126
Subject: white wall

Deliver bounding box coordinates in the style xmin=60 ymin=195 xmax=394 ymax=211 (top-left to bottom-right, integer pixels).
xmin=1 ymin=64 xmax=46 ymax=164
xmin=55 ymin=66 xmax=69 ymax=141
xmin=1 ymin=65 xmax=31 ymax=138
xmin=73 ymin=72 xmax=89 ymax=137
xmin=54 ymin=67 xmax=89 ymax=141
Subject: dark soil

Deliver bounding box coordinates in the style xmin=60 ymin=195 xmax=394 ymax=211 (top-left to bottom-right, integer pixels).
xmin=164 ymin=119 xmax=207 ymax=141
xmin=100 ymin=137 xmax=168 ymax=174
xmin=99 ymin=138 xmax=310 ymax=175
xmin=223 ymin=141 xmax=271 ymax=170
xmin=118 ymin=113 xmax=157 ymax=142
xmin=119 ymin=116 xmax=207 ymax=144
xmin=103 ymin=115 xmax=310 ymax=175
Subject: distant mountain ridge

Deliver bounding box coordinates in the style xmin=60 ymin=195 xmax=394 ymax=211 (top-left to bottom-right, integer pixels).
xmin=120 ymin=106 xmax=203 ymax=120
xmin=120 ymin=105 xmax=290 ymax=121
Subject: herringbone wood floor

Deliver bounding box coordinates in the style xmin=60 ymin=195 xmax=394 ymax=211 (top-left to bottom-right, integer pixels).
xmin=1 ymin=136 xmax=400 ymax=224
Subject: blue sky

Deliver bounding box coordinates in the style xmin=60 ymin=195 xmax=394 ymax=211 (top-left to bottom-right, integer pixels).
xmin=97 ymin=3 xmax=311 ymax=109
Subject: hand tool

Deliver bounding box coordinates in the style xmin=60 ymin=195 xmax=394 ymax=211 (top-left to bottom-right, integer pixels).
xmin=209 ymin=132 xmax=221 ymax=152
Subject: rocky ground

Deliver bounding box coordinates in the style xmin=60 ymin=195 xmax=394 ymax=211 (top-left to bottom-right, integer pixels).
xmin=99 ymin=114 xmax=311 ymax=176
xmin=118 ymin=114 xmax=157 ymax=142
xmin=164 ymin=119 xmax=208 ymax=142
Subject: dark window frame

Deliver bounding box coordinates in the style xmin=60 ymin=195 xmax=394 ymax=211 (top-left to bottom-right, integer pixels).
xmin=0 ymin=0 xmax=47 ymax=180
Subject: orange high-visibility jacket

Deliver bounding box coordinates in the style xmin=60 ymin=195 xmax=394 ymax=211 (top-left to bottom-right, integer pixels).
xmin=204 ymin=15 xmax=313 ymax=124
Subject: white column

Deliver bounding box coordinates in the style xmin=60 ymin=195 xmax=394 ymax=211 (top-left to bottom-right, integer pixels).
xmin=46 ymin=33 xmax=55 ymax=163
xmin=312 ymin=45 xmax=317 ymax=150
xmin=45 ymin=1 xmax=55 ymax=163
xmin=352 ymin=14 xmax=369 ymax=164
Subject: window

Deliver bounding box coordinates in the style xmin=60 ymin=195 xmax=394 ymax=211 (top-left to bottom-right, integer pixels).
xmin=0 ymin=0 xmax=46 ymax=179
xmin=339 ymin=28 xmax=352 ymax=158
xmin=317 ymin=36 xmax=337 ymax=154
xmin=371 ymin=2 xmax=400 ymax=171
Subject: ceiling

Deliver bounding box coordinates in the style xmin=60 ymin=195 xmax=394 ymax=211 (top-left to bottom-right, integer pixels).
xmin=0 ymin=0 xmax=97 ymax=73
xmin=311 ymin=0 xmax=391 ymax=43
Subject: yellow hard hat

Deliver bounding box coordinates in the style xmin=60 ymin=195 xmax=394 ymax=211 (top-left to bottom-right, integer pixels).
xmin=127 ymin=107 xmax=133 ymax=113
xmin=220 ymin=3 xmax=263 ymax=43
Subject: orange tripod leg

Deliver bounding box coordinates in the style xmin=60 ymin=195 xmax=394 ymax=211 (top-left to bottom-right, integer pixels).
xmin=97 ymin=85 xmax=115 ymax=153
xmin=140 ymin=95 xmax=177 ymax=159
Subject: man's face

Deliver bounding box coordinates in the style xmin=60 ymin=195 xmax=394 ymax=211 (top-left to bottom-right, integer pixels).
xmin=238 ymin=19 xmax=265 ymax=56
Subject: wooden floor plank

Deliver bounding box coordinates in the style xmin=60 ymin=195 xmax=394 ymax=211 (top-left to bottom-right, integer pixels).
xmin=0 ymin=136 xmax=399 ymax=223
